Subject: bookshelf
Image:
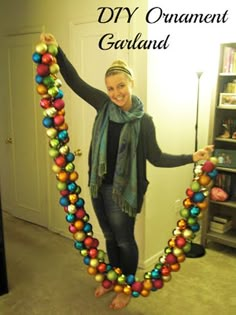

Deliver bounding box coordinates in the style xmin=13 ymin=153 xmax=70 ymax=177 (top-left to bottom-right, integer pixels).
xmin=201 ymin=42 xmax=236 ymax=249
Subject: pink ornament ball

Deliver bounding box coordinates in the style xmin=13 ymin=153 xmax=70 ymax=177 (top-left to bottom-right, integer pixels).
xmin=69 ymin=224 xmax=77 ymax=234
xmin=37 ymin=64 xmax=50 ymax=76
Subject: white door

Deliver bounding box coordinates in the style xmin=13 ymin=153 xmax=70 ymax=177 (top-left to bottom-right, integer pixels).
xmin=66 ymin=20 xmax=130 ymax=244
xmin=0 ymin=33 xmax=49 ymax=227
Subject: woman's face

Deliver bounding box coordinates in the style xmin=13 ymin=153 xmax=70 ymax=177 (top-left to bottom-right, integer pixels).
xmin=105 ymin=73 xmax=134 ymax=111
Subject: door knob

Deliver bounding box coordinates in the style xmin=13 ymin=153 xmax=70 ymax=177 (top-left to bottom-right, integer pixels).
xmin=5 ymin=138 xmax=13 ymax=144
xmin=74 ymin=149 xmax=82 ymax=156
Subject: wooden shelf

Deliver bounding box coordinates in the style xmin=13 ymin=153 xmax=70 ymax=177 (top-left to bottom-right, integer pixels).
xmin=215 ymin=137 xmax=236 ymax=143
xmin=217 ymin=105 xmax=236 ymax=110
xmin=209 ymin=200 xmax=236 ymax=208
xmin=206 ymin=229 xmax=236 ymax=248
xmin=219 ymin=73 xmax=236 ymax=76
xmin=216 ymin=166 xmax=236 ymax=173
xmin=202 ymin=42 xmax=236 ymax=250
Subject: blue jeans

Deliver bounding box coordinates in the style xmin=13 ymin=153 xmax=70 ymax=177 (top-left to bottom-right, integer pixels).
xmin=91 ymin=184 xmax=138 ymax=275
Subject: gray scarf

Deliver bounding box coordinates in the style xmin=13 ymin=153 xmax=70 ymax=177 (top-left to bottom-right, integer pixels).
xmin=90 ymin=95 xmax=144 ymax=217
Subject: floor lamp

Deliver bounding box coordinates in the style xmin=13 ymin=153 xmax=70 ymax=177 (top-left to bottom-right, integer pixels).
xmin=186 ymin=71 xmax=206 ymax=258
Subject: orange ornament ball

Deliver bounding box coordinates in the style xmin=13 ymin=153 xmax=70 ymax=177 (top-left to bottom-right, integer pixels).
xmin=143 ymin=279 xmax=153 ymax=290
xmin=74 ymin=219 xmax=84 ymax=230
xmin=140 ymin=289 xmax=150 ymax=297
xmin=114 ymin=284 xmax=124 ymax=293
xmin=177 ymin=254 xmax=186 ymax=263
xmin=69 ymin=171 xmax=79 ymax=181
xmin=170 ymin=263 xmax=181 ymax=272
xmin=177 ymin=219 xmax=187 ymax=230
xmin=57 ymin=170 xmax=69 ymax=182
xmin=197 ymin=200 xmax=208 ymax=210
xmin=123 ymin=285 xmax=132 ymax=295
xmin=199 ymin=174 xmax=211 ymax=186
xmin=37 ymin=84 xmax=48 ymax=95
xmin=87 ymin=266 xmax=97 ymax=276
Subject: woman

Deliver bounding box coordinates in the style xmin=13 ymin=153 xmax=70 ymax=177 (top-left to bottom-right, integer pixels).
xmin=40 ymin=33 xmax=213 ymax=310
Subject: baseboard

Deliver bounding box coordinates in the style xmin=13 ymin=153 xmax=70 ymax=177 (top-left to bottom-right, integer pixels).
xmin=138 ymin=250 xmax=164 ymax=270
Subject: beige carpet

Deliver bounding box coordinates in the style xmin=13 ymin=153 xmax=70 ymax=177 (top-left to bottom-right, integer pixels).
xmin=0 ymin=212 xmax=236 ymax=315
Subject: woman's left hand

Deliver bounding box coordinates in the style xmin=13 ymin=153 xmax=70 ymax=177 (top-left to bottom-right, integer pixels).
xmin=192 ymin=145 xmax=214 ymax=162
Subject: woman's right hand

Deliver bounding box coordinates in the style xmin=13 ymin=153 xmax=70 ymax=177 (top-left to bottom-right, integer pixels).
xmin=40 ymin=33 xmax=58 ymax=47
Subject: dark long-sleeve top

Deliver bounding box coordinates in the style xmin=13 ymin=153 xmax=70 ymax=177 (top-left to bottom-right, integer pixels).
xmin=57 ymin=47 xmax=193 ymax=213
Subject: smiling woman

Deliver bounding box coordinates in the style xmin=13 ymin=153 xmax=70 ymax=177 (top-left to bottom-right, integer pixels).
xmin=98 ymin=32 xmax=170 ymax=50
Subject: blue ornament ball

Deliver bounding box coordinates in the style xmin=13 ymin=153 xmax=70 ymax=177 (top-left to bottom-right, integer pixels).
xmin=67 ymin=182 xmax=77 ymax=192
xmin=74 ymin=241 xmax=84 ymax=250
xmin=35 ymin=74 xmax=43 ymax=84
xmin=126 ymin=274 xmax=135 ymax=285
xmin=190 ymin=206 xmax=200 ymax=217
xmin=32 ymin=52 xmax=42 ymax=63
xmin=58 ymin=130 xmax=68 ymax=142
xmin=83 ymin=223 xmax=92 ymax=233
xmin=83 ymin=256 xmax=90 ymax=265
xmin=132 ymin=291 xmax=140 ymax=298
xmin=59 ymin=196 xmax=69 ymax=207
xmin=208 ymin=169 xmax=218 ymax=179
xmin=66 ymin=152 xmax=75 ymax=162
xmin=66 ymin=213 xmax=75 ymax=223
xmin=55 ymin=89 xmax=64 ymax=99
xmin=76 ymin=198 xmax=85 ymax=208
xmin=190 ymin=223 xmax=200 ymax=232
xmin=151 ymin=269 xmax=160 ymax=279
xmin=42 ymin=117 xmax=54 ymax=128
xmin=192 ymin=192 xmax=205 ymax=203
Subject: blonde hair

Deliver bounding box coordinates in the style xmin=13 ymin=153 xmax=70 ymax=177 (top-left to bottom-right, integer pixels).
xmin=105 ymin=60 xmax=133 ymax=80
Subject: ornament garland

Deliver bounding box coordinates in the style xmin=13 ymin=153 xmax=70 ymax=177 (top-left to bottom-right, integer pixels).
xmin=32 ymin=41 xmax=218 ymax=298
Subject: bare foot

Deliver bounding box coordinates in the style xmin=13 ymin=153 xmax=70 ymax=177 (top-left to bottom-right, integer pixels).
xmin=94 ymin=285 xmax=114 ymax=298
xmin=109 ymin=292 xmax=131 ymax=310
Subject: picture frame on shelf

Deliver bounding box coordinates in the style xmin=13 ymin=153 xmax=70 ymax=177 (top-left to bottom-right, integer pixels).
xmin=219 ymin=93 xmax=236 ymax=107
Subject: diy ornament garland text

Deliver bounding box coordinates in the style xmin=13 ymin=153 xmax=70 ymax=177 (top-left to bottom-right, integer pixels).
xmin=97 ymin=6 xmax=229 ymax=50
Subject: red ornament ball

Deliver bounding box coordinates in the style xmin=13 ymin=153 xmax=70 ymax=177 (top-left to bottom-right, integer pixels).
xmin=54 ymin=155 xmax=67 ymax=167
xmin=131 ymin=281 xmax=143 ymax=293
xmin=202 ymin=160 xmax=214 ymax=173
xmin=165 ymin=253 xmax=177 ymax=265
xmin=37 ymin=64 xmax=50 ymax=76
xmin=42 ymin=53 xmax=54 ymax=65
xmin=175 ymin=236 xmax=187 ymax=248
xmin=53 ymin=99 xmax=65 ymax=110
xmin=152 ymin=279 xmax=164 ymax=289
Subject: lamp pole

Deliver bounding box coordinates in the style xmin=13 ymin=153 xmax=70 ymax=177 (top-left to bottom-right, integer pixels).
xmin=186 ymin=71 xmax=206 ymax=258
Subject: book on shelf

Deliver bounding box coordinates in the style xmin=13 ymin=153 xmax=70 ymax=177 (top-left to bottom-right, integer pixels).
xmin=209 ymin=218 xmax=233 ymax=234
xmin=213 ymin=215 xmax=232 ymax=224
xmin=210 ymin=220 xmax=232 ymax=230
xmin=222 ymin=46 xmax=236 ymax=73
xmin=209 ymin=225 xmax=232 ymax=234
